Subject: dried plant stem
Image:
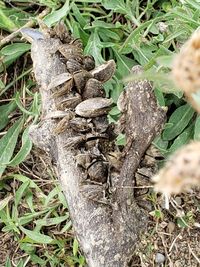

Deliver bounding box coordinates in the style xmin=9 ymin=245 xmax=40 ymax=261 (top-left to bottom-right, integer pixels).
xmin=0 ymin=8 xmax=50 ymax=48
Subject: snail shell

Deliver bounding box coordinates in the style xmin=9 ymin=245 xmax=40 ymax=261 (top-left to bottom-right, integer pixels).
xmin=66 ymin=58 xmax=83 ymax=74
xmin=75 ymin=97 xmax=113 ymax=118
xmin=82 ymin=78 xmax=105 ymax=100
xmin=90 ymin=60 xmax=116 ymax=82
xmin=83 ymin=55 xmax=95 ymax=71
xmin=73 ymin=70 xmax=93 ymax=93
xmin=87 ymin=161 xmax=108 ymax=184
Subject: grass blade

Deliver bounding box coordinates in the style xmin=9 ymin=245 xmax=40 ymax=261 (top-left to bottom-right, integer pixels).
xmin=19 ymin=226 xmax=54 ymax=244
xmin=0 ymin=118 xmax=23 ymax=178
xmin=8 ymin=126 xmax=32 ymax=166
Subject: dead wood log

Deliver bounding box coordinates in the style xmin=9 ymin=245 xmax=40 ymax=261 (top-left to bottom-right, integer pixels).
xmin=27 ymin=28 xmax=166 ymax=267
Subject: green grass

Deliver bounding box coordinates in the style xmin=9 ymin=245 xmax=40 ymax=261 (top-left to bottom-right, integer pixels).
xmin=0 ymin=0 xmax=200 ymax=266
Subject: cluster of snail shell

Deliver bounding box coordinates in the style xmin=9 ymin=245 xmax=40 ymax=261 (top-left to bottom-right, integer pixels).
xmin=48 ymin=25 xmax=118 ymax=188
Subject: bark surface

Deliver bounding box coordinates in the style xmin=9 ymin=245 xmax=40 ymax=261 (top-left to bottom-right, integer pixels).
xmin=29 ymin=33 xmax=166 ymax=267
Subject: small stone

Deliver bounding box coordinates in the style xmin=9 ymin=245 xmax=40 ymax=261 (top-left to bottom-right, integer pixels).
xmin=167 ymin=221 xmax=175 ymax=234
xmin=155 ymin=252 xmax=165 ymax=264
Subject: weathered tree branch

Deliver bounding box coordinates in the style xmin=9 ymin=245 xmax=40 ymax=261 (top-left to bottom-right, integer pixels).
xmin=28 ymin=30 xmax=166 ymax=267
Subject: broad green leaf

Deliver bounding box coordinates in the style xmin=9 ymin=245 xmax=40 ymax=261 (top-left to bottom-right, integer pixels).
xmin=101 ymin=0 xmax=139 ymax=25
xmin=79 ymin=256 xmax=86 ymax=265
xmin=35 ymin=215 xmax=69 ymax=227
xmin=116 ymin=133 xmax=126 ymax=146
xmin=0 ymin=43 xmax=30 ymax=72
xmin=70 ymin=20 xmax=90 ymax=46
xmin=5 ymin=257 xmax=12 ymax=267
xmin=20 ymin=243 xmax=35 ymax=254
xmin=114 ymin=49 xmax=136 ymax=78
xmin=18 ymin=210 xmax=52 ymax=225
xmin=19 ymin=226 xmax=54 ymax=244
xmin=1 ymin=43 xmax=31 ymax=56
xmin=73 ymin=238 xmax=79 ymax=257
xmin=44 ymin=0 xmax=71 ymax=27
xmin=71 ymin=2 xmax=87 ymax=27
xmin=0 ymin=6 xmax=31 ymax=28
xmin=153 ymin=135 xmax=168 ymax=153
xmin=0 ymin=9 xmax=17 ymax=31
xmin=149 ymin=24 xmax=159 ymax=34
xmin=8 ymin=127 xmax=32 ymax=166
xmin=167 ymin=123 xmax=194 ymax=154
xmin=0 ymin=118 xmax=23 ymax=178
xmin=0 ymin=208 xmax=11 ymax=223
xmin=176 ymin=214 xmax=192 ymax=228
xmin=84 ymin=29 xmax=104 ymax=65
xmin=99 ymin=28 xmax=121 ymax=41
xmin=194 ymin=116 xmax=200 ymax=140
xmin=149 ymin=209 xmax=164 ymax=220
xmin=154 ymin=88 xmax=165 ymax=107
xmin=109 ymin=106 xmax=120 ymax=116
xmin=108 ymin=79 xmax=123 ymax=103
xmin=162 ymin=104 xmax=195 ymax=141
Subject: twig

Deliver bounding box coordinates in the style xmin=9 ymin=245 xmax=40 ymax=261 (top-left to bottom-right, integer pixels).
xmin=160 ymin=233 xmax=173 ymax=265
xmin=169 ymin=233 xmax=181 ymax=252
xmin=0 ymin=8 xmax=50 ymax=48
xmin=188 ymin=243 xmax=200 ymax=264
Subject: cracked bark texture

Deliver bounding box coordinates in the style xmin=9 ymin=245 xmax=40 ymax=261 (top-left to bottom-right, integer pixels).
xmin=29 ymin=36 xmax=166 ymax=267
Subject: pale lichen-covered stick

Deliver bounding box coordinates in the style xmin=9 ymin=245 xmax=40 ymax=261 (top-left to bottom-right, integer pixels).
xmin=22 ymin=24 xmax=166 ymax=267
